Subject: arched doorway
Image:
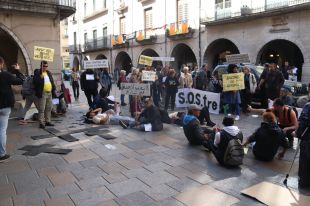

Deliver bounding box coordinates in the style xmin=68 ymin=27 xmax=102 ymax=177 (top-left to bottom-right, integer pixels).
xmin=138 ymin=49 xmax=163 ymax=68
xmin=256 ymin=39 xmax=304 ymax=81
xmin=204 ymin=38 xmax=240 ymax=70
xmin=95 ymin=54 xmax=107 ymax=60
xmin=171 ymin=43 xmax=197 ymax=70
xmin=73 ymin=56 xmax=80 ymax=70
xmin=115 ymin=51 xmax=132 ymax=74
xmin=0 ymin=26 xmax=30 ymax=74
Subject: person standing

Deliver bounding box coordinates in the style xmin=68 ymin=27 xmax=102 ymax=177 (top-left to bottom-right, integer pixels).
xmin=117 ymin=70 xmax=127 ymax=106
xmin=71 ymin=67 xmax=80 ymax=101
xmin=33 ymin=61 xmax=56 ymax=129
xmin=164 ymin=69 xmax=179 ymax=111
xmin=0 ymin=57 xmax=24 ymax=162
xmin=183 ymin=67 xmax=193 ymax=88
xmin=281 ymin=61 xmax=289 ymax=80
xmin=99 ymin=67 xmax=112 ymax=95
xmin=241 ymin=66 xmax=256 ymax=113
xmin=80 ymin=68 xmax=99 ymax=108
xmin=195 ymin=64 xmax=210 ymax=90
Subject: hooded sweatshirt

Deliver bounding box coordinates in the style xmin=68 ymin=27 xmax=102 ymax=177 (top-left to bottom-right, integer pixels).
xmin=214 ymin=126 xmax=240 ymax=146
xmin=183 ymin=115 xmax=206 ymax=145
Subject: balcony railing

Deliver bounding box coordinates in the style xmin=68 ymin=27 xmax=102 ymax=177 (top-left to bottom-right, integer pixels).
xmin=84 ymin=36 xmax=111 ymax=52
xmin=166 ymin=20 xmax=192 ymax=36
xmin=136 ymin=29 xmax=157 ymax=42
xmin=203 ymin=0 xmax=310 ymax=23
xmin=69 ymin=44 xmax=81 ymax=53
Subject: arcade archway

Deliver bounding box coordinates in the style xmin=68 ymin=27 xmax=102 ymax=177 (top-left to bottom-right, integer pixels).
xmin=95 ymin=54 xmax=107 ymax=60
xmin=115 ymin=51 xmax=132 ymax=74
xmin=204 ymin=38 xmax=239 ymax=70
xmin=138 ymin=49 xmax=162 ymax=68
xmin=171 ymin=43 xmax=197 ymax=70
xmin=257 ymin=39 xmax=304 ymax=81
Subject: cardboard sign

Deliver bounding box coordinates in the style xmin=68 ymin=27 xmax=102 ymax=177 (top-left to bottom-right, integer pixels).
xmin=152 ymin=57 xmax=175 ymax=62
xmin=33 ymin=46 xmax=54 ymax=62
xmin=142 ymin=71 xmax=156 ymax=82
xmin=139 ymin=55 xmax=153 ymax=66
xmin=120 ymin=83 xmax=150 ymax=96
xmin=176 ymin=88 xmax=221 ymax=114
xmin=84 ymin=60 xmax=109 ymax=69
xmin=225 ymin=54 xmax=250 ymax=64
xmin=222 ymin=73 xmax=245 ymax=91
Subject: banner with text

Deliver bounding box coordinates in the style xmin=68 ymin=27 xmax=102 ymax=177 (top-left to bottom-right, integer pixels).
xmin=139 ymin=55 xmax=153 ymax=66
xmin=152 ymin=57 xmax=175 ymax=62
xmin=34 ymin=46 xmax=54 ymax=62
xmin=142 ymin=71 xmax=156 ymax=82
xmin=222 ymin=73 xmax=245 ymax=91
xmin=176 ymin=88 xmax=221 ymax=114
xmin=120 ymin=83 xmax=150 ymax=96
xmin=225 ymin=54 xmax=250 ymax=64
xmin=84 ymin=60 xmax=109 ymax=69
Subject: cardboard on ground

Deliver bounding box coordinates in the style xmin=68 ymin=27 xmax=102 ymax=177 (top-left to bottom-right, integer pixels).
xmin=34 ymin=46 xmax=54 ymax=62
xmin=223 ymin=73 xmax=245 ymax=91
xmin=241 ymin=181 xmax=310 ymax=206
xmin=139 ymin=55 xmax=153 ymax=66
xmin=226 ymin=54 xmax=250 ymax=64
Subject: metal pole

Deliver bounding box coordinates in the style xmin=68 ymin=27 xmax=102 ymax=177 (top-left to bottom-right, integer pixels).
xmin=198 ymin=0 xmax=201 ymax=68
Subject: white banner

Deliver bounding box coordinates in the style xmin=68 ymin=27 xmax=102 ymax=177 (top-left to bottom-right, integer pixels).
xmin=84 ymin=60 xmax=109 ymax=69
xmin=120 ymin=83 xmax=150 ymax=96
xmin=142 ymin=71 xmax=156 ymax=82
xmin=225 ymin=54 xmax=250 ymax=64
xmin=176 ymin=88 xmax=221 ymax=114
xmin=152 ymin=57 xmax=175 ymax=62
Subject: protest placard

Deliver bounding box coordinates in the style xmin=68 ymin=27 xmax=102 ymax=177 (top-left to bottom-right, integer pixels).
xmin=152 ymin=57 xmax=175 ymax=62
xmin=176 ymin=88 xmax=221 ymax=114
xmin=33 ymin=46 xmax=54 ymax=62
xmin=120 ymin=83 xmax=150 ymax=96
xmin=142 ymin=71 xmax=156 ymax=82
xmin=226 ymin=54 xmax=250 ymax=64
xmin=222 ymin=73 xmax=245 ymax=91
xmin=84 ymin=60 xmax=109 ymax=69
xmin=139 ymin=55 xmax=153 ymax=66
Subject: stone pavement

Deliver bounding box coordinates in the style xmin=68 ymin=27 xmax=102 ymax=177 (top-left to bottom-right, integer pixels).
xmin=0 ymin=83 xmax=307 ymax=206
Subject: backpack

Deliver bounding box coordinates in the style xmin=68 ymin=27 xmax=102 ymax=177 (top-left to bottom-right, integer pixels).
xmin=223 ymin=131 xmax=244 ymax=166
xmin=287 ymin=106 xmax=298 ymax=123
xmin=21 ymin=76 xmax=33 ymax=96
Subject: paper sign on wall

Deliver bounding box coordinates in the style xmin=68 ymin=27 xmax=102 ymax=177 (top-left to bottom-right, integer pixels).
xmin=139 ymin=55 xmax=153 ymax=66
xmin=226 ymin=54 xmax=250 ymax=64
xmin=34 ymin=46 xmax=54 ymax=62
xmin=142 ymin=71 xmax=156 ymax=82
xmin=84 ymin=60 xmax=109 ymax=69
xmin=222 ymin=73 xmax=245 ymax=91
xmin=120 ymin=83 xmax=150 ymax=96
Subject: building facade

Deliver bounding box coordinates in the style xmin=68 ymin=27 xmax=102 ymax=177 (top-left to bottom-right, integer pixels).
xmin=69 ymin=0 xmax=310 ymax=82
xmin=0 ymin=0 xmax=75 ymax=78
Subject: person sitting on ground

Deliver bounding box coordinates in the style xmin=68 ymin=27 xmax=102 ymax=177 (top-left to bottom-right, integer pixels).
xmin=182 ymin=104 xmax=213 ymax=149
xmin=120 ymin=98 xmax=163 ymax=132
xmin=243 ymin=111 xmax=289 ymax=161
xmin=280 ymin=87 xmax=294 ymax=106
xmin=248 ymin=98 xmax=298 ymax=147
xmin=210 ymin=116 xmax=243 ymax=166
xmin=92 ymin=88 xmax=120 ymax=113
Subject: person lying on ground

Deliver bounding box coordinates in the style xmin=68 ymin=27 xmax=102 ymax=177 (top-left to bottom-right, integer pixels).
xmin=182 ymin=104 xmax=213 ymax=149
xmin=86 ymin=108 xmax=135 ymax=125
xmin=119 ymin=98 xmax=163 ymax=132
xmin=92 ymin=88 xmax=120 ymax=113
xmin=248 ymin=98 xmax=298 ymax=147
xmin=243 ymin=111 xmax=289 ymax=161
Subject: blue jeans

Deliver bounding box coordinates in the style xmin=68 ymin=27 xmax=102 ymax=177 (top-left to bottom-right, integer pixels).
xmin=0 ymin=107 xmax=11 ymax=157
xmin=120 ymin=94 xmax=125 ymax=104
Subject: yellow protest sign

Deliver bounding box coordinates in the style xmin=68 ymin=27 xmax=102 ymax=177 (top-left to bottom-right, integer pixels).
xmin=139 ymin=55 xmax=153 ymax=66
xmin=222 ymin=73 xmax=245 ymax=92
xmin=34 ymin=46 xmax=54 ymax=62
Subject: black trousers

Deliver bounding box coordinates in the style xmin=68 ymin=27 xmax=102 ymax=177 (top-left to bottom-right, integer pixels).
xmin=198 ymin=107 xmax=215 ymax=127
xmin=84 ymin=89 xmax=98 ymax=107
xmin=72 ymin=81 xmax=79 ymax=99
xmin=279 ymin=124 xmax=295 ymax=142
xmin=241 ymin=90 xmax=251 ymax=112
xmin=299 ymin=139 xmax=310 ymax=188
xmin=165 ymin=92 xmax=176 ymax=110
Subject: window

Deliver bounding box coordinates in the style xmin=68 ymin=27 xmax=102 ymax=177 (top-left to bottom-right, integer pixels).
xmin=93 ymin=0 xmax=96 ymax=11
xmin=103 ymin=0 xmax=106 ymax=8
xmin=84 ymin=33 xmax=88 ymax=44
xmin=93 ymin=30 xmax=97 ymax=40
xmin=84 ymin=2 xmax=87 ymax=16
xmin=177 ymin=0 xmax=188 ymax=23
xmin=120 ymin=17 xmax=126 ymax=34
xmin=215 ymin=0 xmax=231 ymax=9
xmin=73 ymin=32 xmax=77 ymax=49
xmin=103 ymin=27 xmax=108 ymax=46
xmin=144 ymin=8 xmax=153 ymax=30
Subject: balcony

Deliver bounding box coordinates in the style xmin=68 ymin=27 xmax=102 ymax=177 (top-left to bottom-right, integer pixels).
xmin=111 ymin=34 xmax=129 ymax=48
xmin=69 ymin=44 xmax=82 ymax=54
xmin=166 ymin=20 xmax=194 ymax=40
xmin=83 ymin=7 xmax=108 ymax=23
xmin=202 ymin=0 xmax=310 ymax=26
xmin=116 ymin=1 xmax=128 ymax=14
xmin=135 ymin=30 xmax=157 ymax=45
xmin=83 ymin=36 xmax=111 ymax=52
xmin=0 ymin=0 xmax=76 ymax=20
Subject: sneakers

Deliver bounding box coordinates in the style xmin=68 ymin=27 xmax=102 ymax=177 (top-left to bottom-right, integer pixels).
xmin=45 ymin=122 xmax=54 ymax=127
xmin=234 ymin=115 xmax=240 ymax=121
xmin=39 ymin=124 xmax=45 ymax=129
xmin=0 ymin=154 xmax=10 ymax=163
xmin=119 ymin=120 xmax=128 ymax=129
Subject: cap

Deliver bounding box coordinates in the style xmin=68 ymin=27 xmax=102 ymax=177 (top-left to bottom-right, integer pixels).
xmin=188 ymin=104 xmax=201 ymax=111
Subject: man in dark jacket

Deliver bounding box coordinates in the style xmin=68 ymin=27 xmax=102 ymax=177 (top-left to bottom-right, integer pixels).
xmin=243 ymin=111 xmax=288 ymax=161
xmin=182 ymin=104 xmax=211 ymax=148
xmin=33 ymin=61 xmax=56 ymax=129
xmin=80 ymin=69 xmax=99 ymax=108
xmin=164 ymin=69 xmax=179 ymax=111
xmin=0 ymin=57 xmax=24 ymax=162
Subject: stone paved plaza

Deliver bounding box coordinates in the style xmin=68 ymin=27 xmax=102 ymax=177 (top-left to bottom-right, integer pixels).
xmin=0 ymin=84 xmax=307 ymax=206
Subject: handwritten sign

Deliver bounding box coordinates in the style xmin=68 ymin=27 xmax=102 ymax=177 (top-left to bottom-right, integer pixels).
xmin=222 ymin=73 xmax=245 ymax=91
xmin=152 ymin=57 xmax=175 ymax=62
xmin=120 ymin=83 xmax=150 ymax=96
xmin=34 ymin=46 xmax=54 ymax=62
xmin=139 ymin=55 xmax=153 ymax=66
xmin=226 ymin=54 xmax=250 ymax=64
xmin=84 ymin=60 xmax=109 ymax=69
xmin=176 ymin=88 xmax=221 ymax=114
xmin=142 ymin=71 xmax=156 ymax=82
